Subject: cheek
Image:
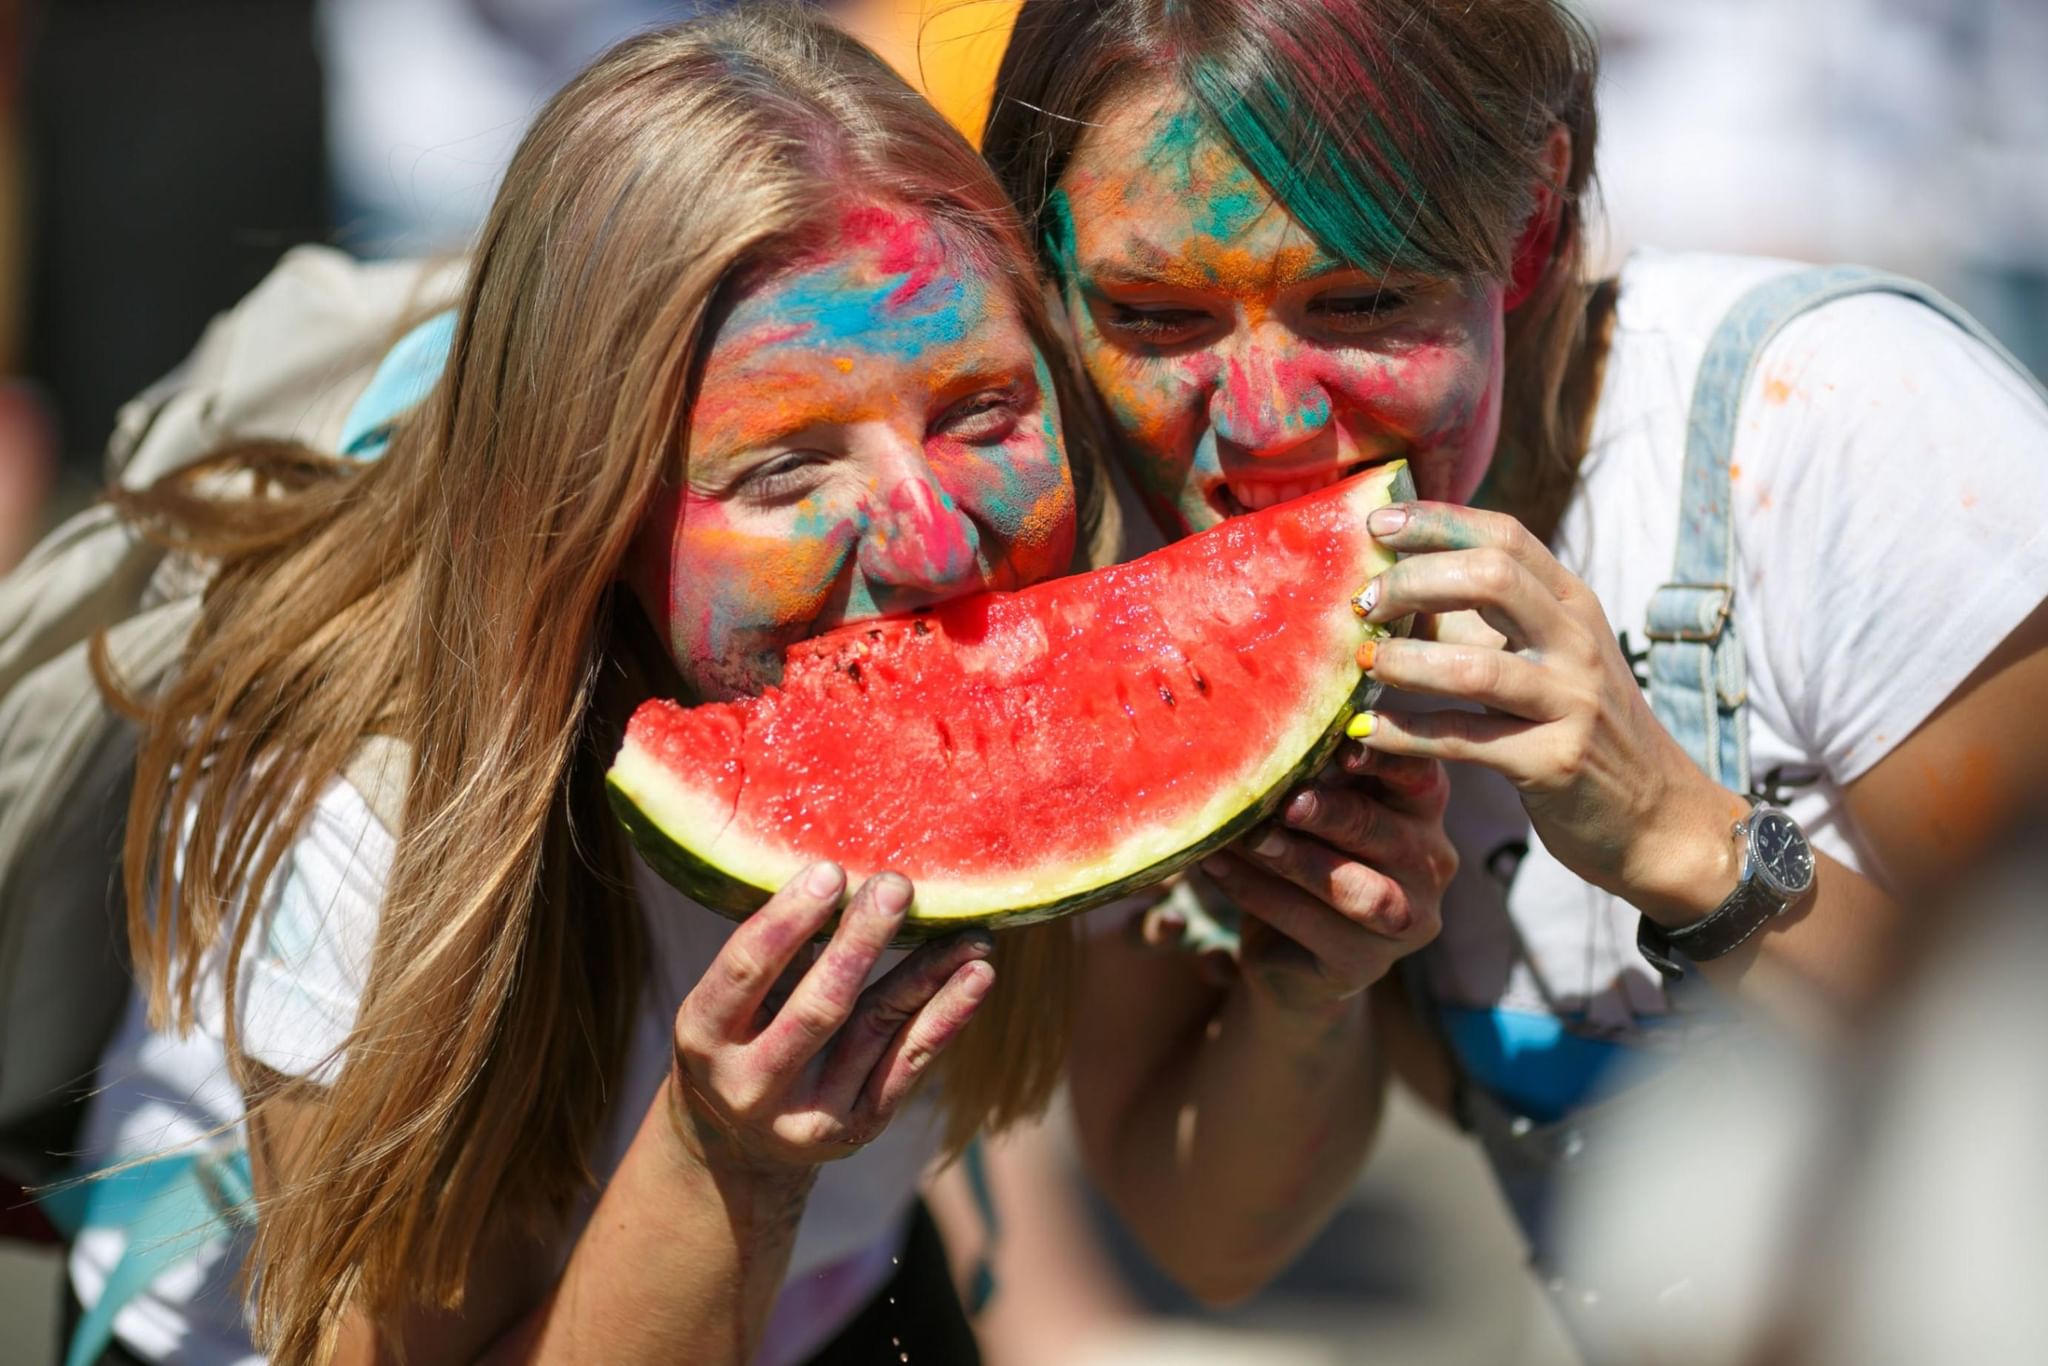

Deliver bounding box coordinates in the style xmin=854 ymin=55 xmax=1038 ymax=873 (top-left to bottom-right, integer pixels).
xmin=1322 ymin=336 xmax=1501 ymax=501
xmin=661 ymin=493 xmax=860 ymax=677
xmin=931 ymin=427 xmax=1077 ymax=585
xmin=1076 ymin=333 xmax=1219 ymax=480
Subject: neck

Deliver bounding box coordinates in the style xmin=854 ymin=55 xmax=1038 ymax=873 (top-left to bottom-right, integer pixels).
xmin=1481 ymin=275 xmax=1619 ymax=546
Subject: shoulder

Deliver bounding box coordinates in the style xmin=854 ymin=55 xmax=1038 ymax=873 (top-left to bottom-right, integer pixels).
xmin=1754 ymin=288 xmax=2048 ymax=428
xmin=1608 ymin=247 xmax=1815 ymax=347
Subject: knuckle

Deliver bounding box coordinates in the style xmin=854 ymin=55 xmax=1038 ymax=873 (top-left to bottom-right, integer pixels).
xmin=1426 ymin=841 xmax=1461 ymax=889
xmin=857 ymin=992 xmax=914 ymax=1039
xmin=1435 ymin=709 xmax=1479 ymax=748
xmin=1328 ymin=862 xmax=1386 ymax=916
xmin=1371 ymin=887 xmax=1413 ymax=936
xmin=787 ymin=999 xmax=843 ymax=1041
xmin=1557 ymin=719 xmax=1594 ymax=773
xmin=1448 ymin=648 xmax=1501 ymax=697
xmin=788 ymin=1111 xmax=841 ymax=1149
xmin=723 ymin=1081 xmax=770 ymax=1121
xmin=716 ymin=951 xmax=766 ymax=996
xmin=1468 ymin=549 xmax=1517 ymax=598
xmin=1340 ymin=798 xmax=1380 ymax=851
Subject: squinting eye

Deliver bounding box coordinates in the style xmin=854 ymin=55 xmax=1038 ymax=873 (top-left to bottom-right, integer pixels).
xmin=1308 ymin=290 xmax=1409 ymax=331
xmin=1099 ymin=301 xmax=1215 ymax=345
xmin=936 ymin=390 xmax=1022 ymax=444
xmin=742 ymin=451 xmax=828 ymax=499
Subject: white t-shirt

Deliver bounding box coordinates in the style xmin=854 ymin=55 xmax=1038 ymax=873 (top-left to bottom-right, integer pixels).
xmin=70 ymin=776 xmax=941 ymax=1365
xmin=1424 ymin=249 xmax=2048 ymax=1117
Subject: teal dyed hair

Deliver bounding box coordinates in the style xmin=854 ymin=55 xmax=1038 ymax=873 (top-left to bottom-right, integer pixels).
xmin=988 ymin=0 xmax=1606 ymax=517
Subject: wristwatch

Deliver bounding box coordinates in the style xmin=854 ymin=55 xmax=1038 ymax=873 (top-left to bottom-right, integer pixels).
xmin=1637 ymin=799 xmax=1815 ymax=981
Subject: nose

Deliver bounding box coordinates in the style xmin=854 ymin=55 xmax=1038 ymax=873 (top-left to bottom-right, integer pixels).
xmin=855 ymin=460 xmax=984 ymax=609
xmin=1208 ymin=328 xmax=1331 ymax=457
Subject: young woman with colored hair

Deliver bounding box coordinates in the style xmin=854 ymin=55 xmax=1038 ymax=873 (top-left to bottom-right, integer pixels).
xmin=985 ymin=0 xmax=2048 ymax=1312
xmin=66 ymin=7 xmax=1424 ymax=1362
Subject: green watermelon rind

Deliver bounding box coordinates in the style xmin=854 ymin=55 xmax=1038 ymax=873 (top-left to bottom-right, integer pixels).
xmin=607 ymin=461 xmax=1414 ymax=943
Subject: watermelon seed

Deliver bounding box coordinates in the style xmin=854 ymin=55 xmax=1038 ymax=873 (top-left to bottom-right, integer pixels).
xmin=847 ymin=661 xmax=867 ymax=692
xmin=913 ymin=619 xmax=932 ymax=636
xmin=1188 ymin=661 xmax=1210 ymax=696
xmin=1113 ymin=678 xmax=1140 ymax=735
xmin=1158 ymin=683 xmax=1176 ymax=708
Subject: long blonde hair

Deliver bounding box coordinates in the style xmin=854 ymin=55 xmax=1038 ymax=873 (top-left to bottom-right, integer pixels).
xmin=106 ymin=9 xmax=1101 ymax=1358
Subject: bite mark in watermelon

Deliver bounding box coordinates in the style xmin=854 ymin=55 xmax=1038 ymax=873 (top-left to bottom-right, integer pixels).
xmin=608 ymin=461 xmax=1414 ymax=939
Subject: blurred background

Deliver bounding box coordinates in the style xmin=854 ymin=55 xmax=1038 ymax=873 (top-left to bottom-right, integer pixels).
xmin=2 ymin=1 xmax=2043 ymax=1362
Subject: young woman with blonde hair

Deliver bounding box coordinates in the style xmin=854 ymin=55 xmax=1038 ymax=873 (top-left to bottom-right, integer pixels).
xmin=985 ymin=0 xmax=2048 ymax=1333
xmin=65 ymin=7 xmax=1443 ymax=1363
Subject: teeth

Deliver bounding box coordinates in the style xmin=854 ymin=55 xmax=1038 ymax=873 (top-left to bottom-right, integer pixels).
xmin=1225 ymin=469 xmax=1352 ymax=512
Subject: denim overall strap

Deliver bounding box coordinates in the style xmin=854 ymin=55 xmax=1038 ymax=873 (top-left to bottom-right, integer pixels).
xmin=1647 ymin=265 xmax=2047 ymax=792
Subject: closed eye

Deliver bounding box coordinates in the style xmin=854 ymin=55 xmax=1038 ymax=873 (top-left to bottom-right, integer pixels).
xmin=1307 ymin=288 xmax=1410 ymax=332
xmin=739 ymin=450 xmax=830 ymax=500
xmin=1095 ymin=300 xmax=1217 ymax=347
xmin=935 ymin=388 xmax=1024 ymax=444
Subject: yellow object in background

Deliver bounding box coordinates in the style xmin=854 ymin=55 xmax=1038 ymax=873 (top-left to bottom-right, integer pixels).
xmin=834 ymin=0 xmax=1023 ymax=148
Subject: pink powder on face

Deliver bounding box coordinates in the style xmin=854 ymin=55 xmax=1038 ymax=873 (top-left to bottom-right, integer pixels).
xmin=859 ymin=475 xmax=982 ymax=590
xmin=621 ymin=207 xmax=1078 ymax=700
xmin=1054 ymin=83 xmax=1507 ymax=536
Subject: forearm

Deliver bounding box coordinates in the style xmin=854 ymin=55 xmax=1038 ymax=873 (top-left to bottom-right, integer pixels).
xmin=487 ymin=1077 xmax=812 ymax=1365
xmin=1690 ymin=849 xmax=1901 ymax=1030
xmin=1094 ymin=986 xmax=1385 ymax=1304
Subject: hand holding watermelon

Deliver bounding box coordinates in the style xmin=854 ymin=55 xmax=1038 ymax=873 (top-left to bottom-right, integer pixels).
xmin=1350 ymin=501 xmax=1747 ymax=922
xmin=1191 ymin=746 xmax=1454 ymax=1014
xmin=665 ymin=861 xmax=995 ymax=1177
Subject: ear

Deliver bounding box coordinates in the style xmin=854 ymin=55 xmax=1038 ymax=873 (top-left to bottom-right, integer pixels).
xmin=1503 ymin=125 xmax=1573 ymax=313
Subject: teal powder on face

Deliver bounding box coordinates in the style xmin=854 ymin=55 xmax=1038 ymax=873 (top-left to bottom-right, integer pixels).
xmin=767 ymin=268 xmax=973 ymax=360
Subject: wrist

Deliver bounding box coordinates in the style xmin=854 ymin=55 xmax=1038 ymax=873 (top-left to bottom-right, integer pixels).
xmin=1239 ymin=977 xmax=1370 ymax=1051
xmin=662 ymin=1073 xmax=818 ymax=1195
xmin=1624 ymin=773 xmax=1750 ymax=929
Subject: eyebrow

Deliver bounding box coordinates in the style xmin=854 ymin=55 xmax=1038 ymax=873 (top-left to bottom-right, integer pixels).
xmin=1078 ymin=240 xmax=1364 ymax=292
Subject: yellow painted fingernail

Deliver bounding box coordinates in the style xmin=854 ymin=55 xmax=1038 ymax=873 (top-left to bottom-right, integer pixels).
xmin=1346 ymin=712 xmax=1377 ymax=740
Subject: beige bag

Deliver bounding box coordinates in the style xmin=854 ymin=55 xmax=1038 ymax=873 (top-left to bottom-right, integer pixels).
xmin=0 ymin=246 xmax=459 ymax=1178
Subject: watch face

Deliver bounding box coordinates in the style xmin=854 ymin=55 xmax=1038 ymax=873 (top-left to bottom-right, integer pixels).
xmin=1752 ymin=807 xmax=1816 ymax=898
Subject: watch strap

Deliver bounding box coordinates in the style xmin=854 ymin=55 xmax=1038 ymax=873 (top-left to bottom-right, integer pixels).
xmin=1637 ymin=874 xmax=1783 ymax=982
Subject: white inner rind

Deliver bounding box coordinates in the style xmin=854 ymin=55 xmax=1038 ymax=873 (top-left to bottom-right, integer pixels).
xmin=615 ymin=467 xmax=1404 ymax=920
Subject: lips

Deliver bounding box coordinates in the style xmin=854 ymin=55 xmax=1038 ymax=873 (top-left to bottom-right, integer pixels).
xmin=1209 ymin=460 xmax=1384 ymax=517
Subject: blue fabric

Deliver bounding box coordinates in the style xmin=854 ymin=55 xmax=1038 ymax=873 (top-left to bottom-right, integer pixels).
xmin=55 ymin=1148 xmax=254 ymax=1366
xmin=337 ymin=309 xmax=458 ymax=459
xmin=1438 ymin=1006 xmax=1632 ymax=1124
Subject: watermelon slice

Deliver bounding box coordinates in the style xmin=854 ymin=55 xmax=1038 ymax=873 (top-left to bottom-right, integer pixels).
xmin=609 ymin=461 xmax=1413 ymax=938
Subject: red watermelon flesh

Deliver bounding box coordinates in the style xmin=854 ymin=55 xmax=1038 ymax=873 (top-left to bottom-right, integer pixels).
xmin=608 ymin=461 xmax=1411 ymax=936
